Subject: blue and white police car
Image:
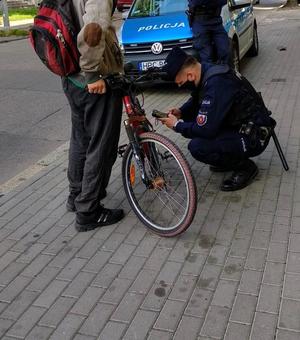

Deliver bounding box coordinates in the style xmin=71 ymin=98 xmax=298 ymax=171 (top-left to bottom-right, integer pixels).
xmin=119 ymin=0 xmax=259 ymax=74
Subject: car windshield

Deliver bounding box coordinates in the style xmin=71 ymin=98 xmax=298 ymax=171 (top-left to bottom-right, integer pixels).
xmin=129 ymin=0 xmax=187 ymax=18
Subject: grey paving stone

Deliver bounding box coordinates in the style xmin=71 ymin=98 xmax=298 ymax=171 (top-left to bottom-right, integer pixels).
xmin=200 ymin=305 xmax=231 ymax=339
xmin=224 ymin=322 xmax=251 ymax=340
xmin=250 ymin=312 xmax=277 ymax=340
xmin=79 ymin=303 xmax=115 ymax=337
xmin=71 ymin=286 xmax=105 ymax=316
xmin=118 ymin=255 xmax=146 ymax=281
xmin=63 ymin=271 xmax=96 ymax=298
xmin=173 ymin=315 xmax=203 ymax=340
xmin=73 ymin=334 xmax=96 ymax=340
xmin=33 ymin=279 xmax=69 ymax=309
xmin=0 ymin=276 xmax=32 ymax=303
xmin=147 ymin=329 xmax=172 ymax=340
xmin=230 ymin=293 xmax=257 ymax=324
xmin=97 ymin=321 xmax=127 ymax=340
xmin=283 ymin=273 xmax=300 ymax=300
xmin=239 ymin=269 xmax=263 ymax=296
xmin=6 ymin=306 xmax=46 ymax=338
xmin=26 ymin=266 xmax=60 ymax=292
xmin=276 ymin=329 xmax=300 ymax=340
xmin=56 ymin=257 xmax=87 ymax=281
xmin=109 ymin=243 xmax=136 ymax=265
xmin=124 ymin=226 xmax=147 ymax=245
xmin=245 ymin=248 xmax=267 ymax=271
xmin=111 ymin=292 xmax=144 ymax=323
xmin=0 ymin=251 xmax=20 ymax=273
xmin=48 ymin=313 xmax=86 ymax=340
xmin=263 ymin=262 xmax=285 ymax=285
xmin=1 ymin=289 xmax=39 ymax=320
xmin=21 ymin=254 xmax=54 ymax=278
xmin=100 ymin=277 xmax=132 ymax=305
xmin=152 ymin=303 xmax=184 ymax=334
xmin=122 ymin=310 xmax=157 ymax=340
xmin=75 ymin=237 xmax=103 ymax=259
xmin=287 ymin=252 xmax=300 ymax=273
xmin=197 ymin=264 xmax=222 ymax=291
xmin=0 ymin=261 xmax=27 ymax=286
xmin=0 ymin=318 xmax=15 ymax=338
xmin=267 ymin=242 xmax=287 ymax=263
xmin=80 ymin=250 xmax=112 ymax=273
xmin=141 ymin=281 xmax=172 ymax=312
xmin=155 ymin=261 xmax=182 ymax=285
xmin=144 ymin=246 xmax=171 ymax=271
xmin=25 ymin=325 xmax=54 ymax=340
xmin=257 ymin=284 xmax=281 ymax=314
xmin=129 ymin=269 xmax=158 ymax=295
xmin=185 ymin=287 xmax=213 ymax=318
xmin=229 ymin=236 xmax=251 ymax=258
xmin=38 ymin=296 xmax=76 ymax=328
xmin=168 ymin=275 xmax=197 ymax=302
xmin=221 ymin=257 xmax=245 ymax=281
xmin=133 ymin=233 xmax=159 ymax=258
xmin=211 ymin=280 xmax=239 ymax=309
xmin=289 ymin=233 xmax=300 ymax=252
xmin=181 ymin=253 xmax=206 ymax=276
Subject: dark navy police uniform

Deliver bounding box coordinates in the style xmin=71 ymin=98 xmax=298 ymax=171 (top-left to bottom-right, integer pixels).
xmin=174 ymin=62 xmax=272 ymax=169
xmin=188 ymin=0 xmax=229 ymax=63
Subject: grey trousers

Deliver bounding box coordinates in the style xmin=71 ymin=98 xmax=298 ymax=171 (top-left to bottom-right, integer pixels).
xmin=62 ymin=77 xmax=123 ymax=214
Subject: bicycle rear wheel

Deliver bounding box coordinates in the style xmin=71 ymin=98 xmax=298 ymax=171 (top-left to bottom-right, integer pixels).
xmin=122 ymin=132 xmax=197 ymax=237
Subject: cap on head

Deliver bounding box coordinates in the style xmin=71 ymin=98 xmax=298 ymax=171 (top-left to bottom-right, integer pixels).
xmin=162 ymin=47 xmax=189 ymax=81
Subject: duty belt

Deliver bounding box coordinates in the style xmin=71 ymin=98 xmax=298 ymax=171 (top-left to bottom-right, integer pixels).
xmin=239 ymin=121 xmax=271 ymax=147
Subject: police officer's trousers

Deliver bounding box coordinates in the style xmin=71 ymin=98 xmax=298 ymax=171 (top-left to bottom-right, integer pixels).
xmin=192 ymin=22 xmax=229 ymax=63
xmin=188 ymin=130 xmax=269 ymax=167
xmin=62 ymin=78 xmax=123 ymax=214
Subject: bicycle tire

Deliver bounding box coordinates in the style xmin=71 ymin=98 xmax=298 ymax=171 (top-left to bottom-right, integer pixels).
xmin=122 ymin=132 xmax=197 ymax=237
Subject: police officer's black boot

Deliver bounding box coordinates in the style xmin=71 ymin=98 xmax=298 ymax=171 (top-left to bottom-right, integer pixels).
xmin=220 ymin=159 xmax=258 ymax=191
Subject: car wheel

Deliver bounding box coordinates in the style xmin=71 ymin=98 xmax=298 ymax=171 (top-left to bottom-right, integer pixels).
xmin=247 ymin=25 xmax=259 ymax=57
xmin=231 ymin=40 xmax=240 ymax=73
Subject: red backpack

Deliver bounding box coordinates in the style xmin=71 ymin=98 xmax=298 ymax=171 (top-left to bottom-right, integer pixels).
xmin=29 ymin=0 xmax=81 ymax=77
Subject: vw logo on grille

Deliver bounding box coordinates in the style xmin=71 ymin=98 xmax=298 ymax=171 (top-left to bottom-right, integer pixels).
xmin=151 ymin=42 xmax=163 ymax=55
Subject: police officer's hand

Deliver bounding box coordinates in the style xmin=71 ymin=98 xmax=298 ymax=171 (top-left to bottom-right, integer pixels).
xmin=160 ymin=114 xmax=178 ymax=130
xmin=168 ymin=108 xmax=182 ymax=119
xmin=87 ymin=79 xmax=107 ymax=95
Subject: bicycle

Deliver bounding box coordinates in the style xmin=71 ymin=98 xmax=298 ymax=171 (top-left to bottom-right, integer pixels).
xmin=104 ymin=69 xmax=197 ymax=237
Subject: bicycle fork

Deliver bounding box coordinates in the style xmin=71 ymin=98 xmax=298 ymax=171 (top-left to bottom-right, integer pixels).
xmin=124 ymin=120 xmax=150 ymax=187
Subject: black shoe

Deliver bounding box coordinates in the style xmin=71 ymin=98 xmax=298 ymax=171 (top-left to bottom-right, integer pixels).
xmin=209 ymin=165 xmax=234 ymax=172
xmin=220 ymin=160 xmax=258 ymax=191
xmin=66 ymin=194 xmax=76 ymax=212
xmin=75 ymin=206 xmax=124 ymax=232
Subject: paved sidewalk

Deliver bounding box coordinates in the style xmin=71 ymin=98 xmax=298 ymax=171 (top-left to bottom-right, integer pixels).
xmin=0 ymin=8 xmax=300 ymax=340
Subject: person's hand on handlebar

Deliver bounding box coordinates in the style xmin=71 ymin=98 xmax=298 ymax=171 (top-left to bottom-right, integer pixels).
xmin=87 ymin=79 xmax=107 ymax=95
xmin=160 ymin=113 xmax=178 ymax=130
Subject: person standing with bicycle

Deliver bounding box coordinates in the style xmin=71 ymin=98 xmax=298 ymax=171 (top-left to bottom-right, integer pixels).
xmin=160 ymin=47 xmax=276 ymax=191
xmin=62 ymin=0 xmax=124 ymax=231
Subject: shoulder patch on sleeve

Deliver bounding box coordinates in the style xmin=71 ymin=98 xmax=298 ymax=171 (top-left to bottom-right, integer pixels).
xmin=196 ymin=114 xmax=207 ymax=126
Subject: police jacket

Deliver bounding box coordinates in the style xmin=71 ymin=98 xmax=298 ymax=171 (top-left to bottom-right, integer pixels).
xmin=175 ymin=64 xmax=273 ymax=139
xmin=175 ymin=63 xmax=239 ymax=139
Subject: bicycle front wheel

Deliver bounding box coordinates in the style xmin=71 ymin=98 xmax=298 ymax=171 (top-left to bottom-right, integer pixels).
xmin=122 ymin=132 xmax=197 ymax=237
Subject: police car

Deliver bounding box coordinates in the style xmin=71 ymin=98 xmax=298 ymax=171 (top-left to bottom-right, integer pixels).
xmin=119 ymin=0 xmax=259 ymax=74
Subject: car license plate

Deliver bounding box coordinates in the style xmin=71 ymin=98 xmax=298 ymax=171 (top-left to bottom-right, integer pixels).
xmin=139 ymin=60 xmax=165 ymax=71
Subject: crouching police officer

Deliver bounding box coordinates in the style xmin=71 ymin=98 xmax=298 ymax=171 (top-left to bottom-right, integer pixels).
xmin=187 ymin=0 xmax=229 ymax=63
xmin=160 ymin=47 xmax=275 ymax=191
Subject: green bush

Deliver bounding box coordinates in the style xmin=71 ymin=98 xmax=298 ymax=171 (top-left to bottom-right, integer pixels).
xmin=0 ymin=7 xmax=37 ymax=21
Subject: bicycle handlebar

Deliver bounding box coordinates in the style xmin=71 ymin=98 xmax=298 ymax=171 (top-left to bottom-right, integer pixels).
xmin=103 ymin=67 xmax=168 ymax=92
